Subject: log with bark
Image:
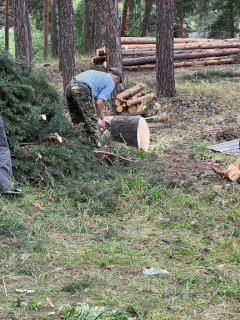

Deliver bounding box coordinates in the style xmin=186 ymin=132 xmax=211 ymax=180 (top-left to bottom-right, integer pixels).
xmin=121 ymin=37 xmax=240 ymax=45
xmin=92 ymin=55 xmax=106 ymax=64
xmin=123 ymin=56 xmax=235 ymax=70
xmin=209 ymin=159 xmax=240 ymax=181
xmin=116 ymin=83 xmax=146 ymax=100
xmin=122 ymin=48 xmax=240 ymax=66
xmin=110 ymin=115 xmax=150 ymax=152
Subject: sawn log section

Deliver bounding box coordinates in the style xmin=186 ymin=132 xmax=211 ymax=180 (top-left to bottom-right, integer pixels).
xmin=110 ymin=115 xmax=150 ymax=152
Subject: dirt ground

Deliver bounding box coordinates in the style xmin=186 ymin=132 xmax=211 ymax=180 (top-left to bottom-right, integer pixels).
xmin=45 ymin=60 xmax=240 ymax=185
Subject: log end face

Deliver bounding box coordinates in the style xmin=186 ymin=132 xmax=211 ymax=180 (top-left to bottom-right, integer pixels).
xmin=137 ymin=117 xmax=150 ymax=152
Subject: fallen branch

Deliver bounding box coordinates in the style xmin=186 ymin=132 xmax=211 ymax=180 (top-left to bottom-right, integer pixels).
xmin=94 ymin=150 xmax=135 ymax=163
xmin=209 ymin=158 xmax=240 ymax=181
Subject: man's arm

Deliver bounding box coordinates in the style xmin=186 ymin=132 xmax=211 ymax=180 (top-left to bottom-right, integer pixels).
xmin=96 ymin=98 xmax=105 ymax=119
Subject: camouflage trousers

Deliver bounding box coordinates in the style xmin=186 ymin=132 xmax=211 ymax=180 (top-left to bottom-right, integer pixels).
xmin=66 ymin=81 xmax=99 ymax=144
xmin=0 ymin=115 xmax=18 ymax=192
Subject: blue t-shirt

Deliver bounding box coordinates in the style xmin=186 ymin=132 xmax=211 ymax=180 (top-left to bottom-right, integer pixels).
xmin=74 ymin=70 xmax=115 ymax=101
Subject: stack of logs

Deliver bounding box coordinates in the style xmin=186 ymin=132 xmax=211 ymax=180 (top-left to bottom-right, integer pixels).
xmin=92 ymin=37 xmax=240 ymax=70
xmin=115 ymin=82 xmax=157 ymax=114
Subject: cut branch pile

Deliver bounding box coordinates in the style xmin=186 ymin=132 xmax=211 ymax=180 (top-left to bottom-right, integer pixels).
xmin=114 ymin=82 xmax=158 ymax=115
xmin=92 ymin=37 xmax=240 ymax=69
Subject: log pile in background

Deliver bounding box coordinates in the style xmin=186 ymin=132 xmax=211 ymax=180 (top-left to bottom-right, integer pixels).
xmin=92 ymin=37 xmax=240 ymax=70
xmin=115 ymin=82 xmax=157 ymax=114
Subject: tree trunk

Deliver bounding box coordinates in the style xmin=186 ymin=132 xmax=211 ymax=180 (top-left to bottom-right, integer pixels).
xmin=121 ymin=0 xmax=129 ymax=36
xmin=83 ymin=0 xmax=92 ymax=53
xmin=229 ymin=0 xmax=235 ymax=38
xmin=12 ymin=0 xmax=33 ymax=68
xmin=5 ymin=0 xmax=9 ymax=51
xmin=50 ymin=0 xmax=58 ymax=58
xmin=104 ymin=0 xmax=122 ymax=71
xmin=110 ymin=115 xmax=150 ymax=152
xmin=179 ymin=15 xmax=184 ymax=38
xmin=43 ymin=0 xmax=49 ymax=61
xmin=94 ymin=0 xmax=104 ymax=48
xmin=58 ymin=0 xmax=75 ymax=92
xmin=104 ymin=0 xmax=123 ymax=113
xmin=140 ymin=0 xmax=153 ymax=37
xmin=156 ymin=0 xmax=176 ymax=98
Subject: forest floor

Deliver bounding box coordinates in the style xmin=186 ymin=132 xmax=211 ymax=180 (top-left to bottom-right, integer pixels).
xmin=0 ymin=60 xmax=240 ymax=320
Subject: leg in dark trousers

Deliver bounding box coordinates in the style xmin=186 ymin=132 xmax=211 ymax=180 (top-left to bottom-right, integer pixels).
xmin=66 ymin=82 xmax=99 ymax=144
xmin=0 ymin=115 xmax=19 ymax=192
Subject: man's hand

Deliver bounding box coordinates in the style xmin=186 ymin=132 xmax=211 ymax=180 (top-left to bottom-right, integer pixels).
xmin=98 ymin=117 xmax=106 ymax=129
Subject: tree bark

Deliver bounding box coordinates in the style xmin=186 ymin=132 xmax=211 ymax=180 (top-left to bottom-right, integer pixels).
xmin=12 ymin=0 xmax=33 ymax=68
xmin=5 ymin=0 xmax=9 ymax=51
xmin=140 ymin=0 xmax=153 ymax=37
xmin=116 ymin=83 xmax=146 ymax=100
xmin=179 ymin=15 xmax=184 ymax=38
xmin=83 ymin=0 xmax=92 ymax=53
xmin=58 ymin=0 xmax=75 ymax=92
xmin=94 ymin=0 xmax=104 ymax=48
xmin=156 ymin=0 xmax=176 ymax=98
xmin=104 ymin=0 xmax=122 ymax=71
xmin=104 ymin=0 xmax=123 ymax=113
xmin=121 ymin=0 xmax=129 ymax=36
xmin=50 ymin=0 xmax=59 ymax=58
xmin=43 ymin=0 xmax=49 ymax=61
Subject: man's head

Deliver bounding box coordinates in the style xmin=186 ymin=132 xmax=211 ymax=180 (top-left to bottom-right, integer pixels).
xmin=108 ymin=67 xmax=123 ymax=84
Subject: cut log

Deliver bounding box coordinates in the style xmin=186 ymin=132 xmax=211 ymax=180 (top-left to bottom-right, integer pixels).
xmin=39 ymin=114 xmax=47 ymax=121
xmin=110 ymin=115 xmax=150 ymax=152
xmin=135 ymin=105 xmax=143 ymax=112
xmin=116 ymin=83 xmax=146 ymax=100
xmin=48 ymin=133 xmax=63 ymax=143
xmin=122 ymin=44 xmax=156 ymax=50
xmin=123 ymin=64 xmax=156 ymax=70
xmin=128 ymin=105 xmax=137 ymax=113
xmin=122 ymin=49 xmax=156 ymax=56
xmin=96 ymin=46 xmax=106 ymax=56
xmin=121 ymin=41 xmax=240 ymax=52
xmin=121 ymin=37 xmax=157 ymax=44
xmin=121 ymin=37 xmax=240 ymax=45
xmin=174 ymin=57 xmax=234 ymax=67
xmin=174 ymin=42 xmax=240 ymax=50
xmin=92 ymin=56 xmax=106 ymax=64
xmin=116 ymin=105 xmax=124 ymax=113
xmin=127 ymin=93 xmax=156 ymax=107
xmin=123 ymin=57 xmax=235 ymax=70
xmin=115 ymin=98 xmax=125 ymax=106
xmin=174 ymin=48 xmax=240 ymax=60
xmin=209 ymin=159 xmax=240 ymax=181
xmin=122 ymin=49 xmax=240 ymax=66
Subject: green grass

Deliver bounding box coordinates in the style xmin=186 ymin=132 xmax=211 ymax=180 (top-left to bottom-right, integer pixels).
xmin=1 ymin=63 xmax=240 ymax=319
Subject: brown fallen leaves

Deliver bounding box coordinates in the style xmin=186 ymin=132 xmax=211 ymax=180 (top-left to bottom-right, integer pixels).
xmin=209 ymin=158 xmax=240 ymax=181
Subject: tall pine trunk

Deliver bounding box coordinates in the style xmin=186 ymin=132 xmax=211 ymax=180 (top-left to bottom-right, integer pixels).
xmin=104 ymin=0 xmax=122 ymax=71
xmin=140 ymin=0 xmax=153 ymax=37
xmin=12 ymin=0 xmax=33 ymax=68
xmin=156 ymin=0 xmax=175 ymax=97
xmin=94 ymin=0 xmax=104 ymax=48
xmin=5 ymin=0 xmax=9 ymax=51
xmin=83 ymin=0 xmax=92 ymax=53
xmin=43 ymin=0 xmax=49 ymax=61
xmin=104 ymin=0 xmax=123 ymax=113
xmin=50 ymin=0 xmax=59 ymax=58
xmin=121 ymin=0 xmax=128 ymax=36
xmin=58 ymin=0 xmax=75 ymax=91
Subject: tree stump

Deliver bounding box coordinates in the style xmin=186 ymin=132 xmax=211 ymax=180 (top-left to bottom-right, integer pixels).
xmin=110 ymin=115 xmax=150 ymax=152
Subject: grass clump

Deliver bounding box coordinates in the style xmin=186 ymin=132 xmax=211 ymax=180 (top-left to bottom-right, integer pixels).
xmin=61 ymin=273 xmax=93 ymax=293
